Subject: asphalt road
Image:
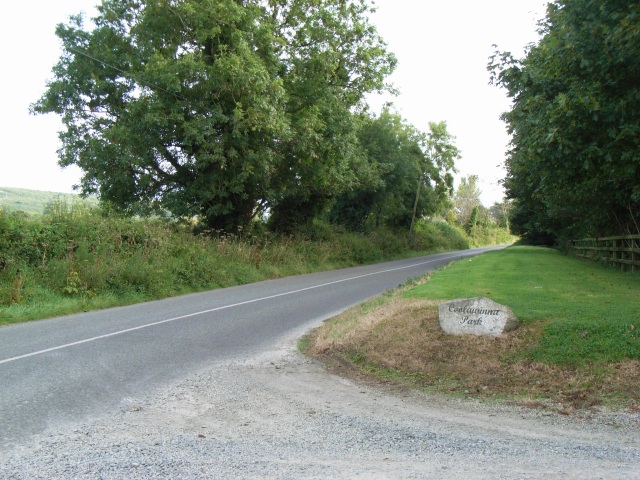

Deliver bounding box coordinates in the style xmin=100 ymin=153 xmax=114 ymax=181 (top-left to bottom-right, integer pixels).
xmin=0 ymin=247 xmax=503 ymax=449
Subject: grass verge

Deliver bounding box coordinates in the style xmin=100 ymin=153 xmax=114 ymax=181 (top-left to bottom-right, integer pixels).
xmin=302 ymin=246 xmax=640 ymax=413
xmin=1 ymin=201 xmax=510 ymax=325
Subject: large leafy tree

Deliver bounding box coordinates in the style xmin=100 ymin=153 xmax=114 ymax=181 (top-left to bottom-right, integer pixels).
xmin=33 ymin=0 xmax=395 ymax=233
xmin=330 ymin=110 xmax=457 ymax=231
xmin=267 ymin=0 xmax=396 ymax=233
xmin=452 ymin=174 xmax=481 ymax=228
xmin=489 ymin=0 xmax=640 ymax=241
xmin=420 ymin=120 xmax=459 ymax=217
xmin=489 ymin=200 xmax=511 ymax=230
xmin=33 ymin=0 xmax=287 ymax=232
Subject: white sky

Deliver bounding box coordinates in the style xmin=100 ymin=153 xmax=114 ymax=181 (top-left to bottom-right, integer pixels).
xmin=0 ymin=0 xmax=548 ymax=206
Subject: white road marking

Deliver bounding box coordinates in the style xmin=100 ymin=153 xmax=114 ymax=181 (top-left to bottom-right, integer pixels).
xmin=0 ymin=252 xmax=474 ymax=365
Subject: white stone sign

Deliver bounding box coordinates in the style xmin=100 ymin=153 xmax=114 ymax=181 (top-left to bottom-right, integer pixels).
xmin=438 ymin=296 xmax=519 ymax=336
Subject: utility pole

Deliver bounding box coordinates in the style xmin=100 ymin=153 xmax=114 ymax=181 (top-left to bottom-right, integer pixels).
xmin=409 ymin=172 xmax=424 ymax=243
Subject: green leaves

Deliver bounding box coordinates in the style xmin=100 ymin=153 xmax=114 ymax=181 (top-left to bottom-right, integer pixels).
xmin=490 ymin=0 xmax=640 ymax=241
xmin=328 ymin=110 xmax=458 ymax=232
xmin=34 ymin=0 xmax=396 ymax=233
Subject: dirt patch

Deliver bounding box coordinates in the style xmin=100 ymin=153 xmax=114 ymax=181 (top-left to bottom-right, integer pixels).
xmin=304 ymin=296 xmax=640 ymax=413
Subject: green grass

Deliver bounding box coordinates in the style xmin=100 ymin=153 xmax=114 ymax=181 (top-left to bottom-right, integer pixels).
xmin=405 ymin=246 xmax=640 ymax=365
xmin=0 ymin=186 xmax=96 ymax=215
xmin=1 ymin=199 xmax=505 ymax=325
xmin=303 ymin=245 xmax=639 ymax=410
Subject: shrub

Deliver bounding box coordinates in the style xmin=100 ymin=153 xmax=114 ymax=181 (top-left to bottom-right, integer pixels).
xmin=413 ymin=221 xmax=469 ymax=251
xmin=0 ymin=205 xmax=510 ymax=324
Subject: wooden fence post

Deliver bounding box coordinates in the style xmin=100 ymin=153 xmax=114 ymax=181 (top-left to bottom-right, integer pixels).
xmin=570 ymin=234 xmax=640 ymax=272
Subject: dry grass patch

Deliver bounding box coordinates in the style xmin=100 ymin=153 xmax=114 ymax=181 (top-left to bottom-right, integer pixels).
xmin=304 ymin=295 xmax=639 ymax=412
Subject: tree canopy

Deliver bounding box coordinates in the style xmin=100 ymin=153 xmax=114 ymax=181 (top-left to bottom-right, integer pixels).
xmin=33 ymin=0 xmax=396 ymax=233
xmin=489 ymin=0 xmax=640 ymax=242
xmin=452 ymin=174 xmax=481 ymax=228
xmin=329 ymin=110 xmax=457 ymax=232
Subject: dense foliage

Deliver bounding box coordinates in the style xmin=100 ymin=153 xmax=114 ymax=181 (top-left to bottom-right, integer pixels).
xmin=329 ymin=110 xmax=457 ymax=232
xmin=30 ymin=0 xmax=512 ymax=251
xmin=451 ymin=175 xmax=481 ymax=229
xmin=489 ymin=0 xmax=640 ymax=243
xmin=0 ymin=201 xmax=495 ymax=324
xmin=33 ymin=0 xmax=396 ymax=233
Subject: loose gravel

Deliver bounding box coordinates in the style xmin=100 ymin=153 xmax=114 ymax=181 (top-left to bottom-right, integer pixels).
xmin=1 ymin=337 xmax=638 ymax=479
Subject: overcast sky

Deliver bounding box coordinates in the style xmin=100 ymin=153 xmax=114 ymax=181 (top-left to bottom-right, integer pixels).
xmin=1 ymin=0 xmax=548 ymax=206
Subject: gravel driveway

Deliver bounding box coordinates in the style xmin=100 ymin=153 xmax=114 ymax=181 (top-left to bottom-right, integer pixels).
xmin=2 ymin=334 xmax=638 ymax=479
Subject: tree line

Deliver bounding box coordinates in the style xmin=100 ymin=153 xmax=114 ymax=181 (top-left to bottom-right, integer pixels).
xmin=490 ymin=0 xmax=640 ymax=244
xmin=33 ymin=0 xmax=465 ymax=235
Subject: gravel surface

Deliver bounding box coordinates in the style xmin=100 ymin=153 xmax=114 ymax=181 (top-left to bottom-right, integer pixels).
xmin=1 ymin=336 xmax=638 ymax=479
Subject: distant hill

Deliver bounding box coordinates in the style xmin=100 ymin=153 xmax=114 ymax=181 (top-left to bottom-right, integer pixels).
xmin=0 ymin=187 xmax=96 ymax=215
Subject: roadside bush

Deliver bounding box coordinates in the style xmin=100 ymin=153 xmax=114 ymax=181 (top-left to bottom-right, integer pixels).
xmin=467 ymin=224 xmax=515 ymax=247
xmin=0 ymin=264 xmax=30 ymax=306
xmin=338 ymin=233 xmax=384 ymax=264
xmin=300 ymin=219 xmax=337 ymax=242
xmin=368 ymin=229 xmax=407 ymax=257
xmin=413 ymin=221 xmax=469 ymax=251
xmin=0 ymin=209 xmax=46 ymax=269
xmin=0 ymin=203 xmax=509 ymax=324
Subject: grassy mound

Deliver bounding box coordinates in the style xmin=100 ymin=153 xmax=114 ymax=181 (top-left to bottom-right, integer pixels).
xmin=303 ymin=246 xmax=640 ymax=412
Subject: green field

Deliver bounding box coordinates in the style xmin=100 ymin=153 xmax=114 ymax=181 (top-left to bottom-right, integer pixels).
xmin=0 ymin=187 xmax=95 ymax=215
